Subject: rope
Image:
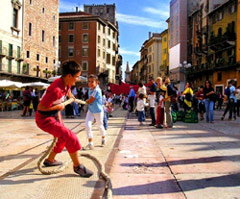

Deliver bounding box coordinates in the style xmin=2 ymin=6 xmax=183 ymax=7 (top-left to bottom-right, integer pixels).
xmin=37 ymin=98 xmax=112 ymax=198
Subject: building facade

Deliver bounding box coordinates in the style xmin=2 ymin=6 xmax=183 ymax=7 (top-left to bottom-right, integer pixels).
xmin=84 ymin=4 xmax=117 ymax=27
xmin=0 ymin=0 xmax=24 ymax=81
xmin=59 ymin=11 xmax=119 ymax=87
xmin=23 ymin=0 xmax=59 ymax=80
xmin=159 ymin=29 xmax=169 ymax=77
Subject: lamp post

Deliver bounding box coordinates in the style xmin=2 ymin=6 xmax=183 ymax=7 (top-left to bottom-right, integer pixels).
xmin=179 ymin=61 xmax=191 ymax=92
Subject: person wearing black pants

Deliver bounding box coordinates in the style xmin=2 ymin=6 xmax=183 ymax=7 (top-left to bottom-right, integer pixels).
xmin=128 ymin=86 xmax=136 ymax=112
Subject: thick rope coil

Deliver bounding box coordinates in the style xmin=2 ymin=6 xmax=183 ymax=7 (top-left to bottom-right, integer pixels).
xmin=37 ymin=98 xmax=112 ymax=198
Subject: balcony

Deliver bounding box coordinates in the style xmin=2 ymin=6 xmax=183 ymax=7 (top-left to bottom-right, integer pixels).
xmin=0 ymin=47 xmax=7 ymax=58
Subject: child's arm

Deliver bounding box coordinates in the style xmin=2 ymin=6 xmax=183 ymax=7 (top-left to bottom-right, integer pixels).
xmin=86 ymin=96 xmax=95 ymax=104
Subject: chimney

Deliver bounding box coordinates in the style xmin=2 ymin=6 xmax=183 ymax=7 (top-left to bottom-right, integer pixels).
xmin=149 ymin=32 xmax=152 ymax=39
xmin=76 ymin=7 xmax=78 ymax=12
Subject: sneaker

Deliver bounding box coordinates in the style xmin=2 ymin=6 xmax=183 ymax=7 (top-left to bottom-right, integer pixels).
xmin=149 ymin=123 xmax=155 ymax=126
xmin=82 ymin=143 xmax=94 ymax=150
xmin=101 ymin=139 xmax=106 ymax=146
xmin=43 ymin=159 xmax=63 ymax=167
xmin=221 ymin=116 xmax=224 ymax=120
xmin=74 ymin=164 xmax=93 ymax=178
xmin=155 ymin=125 xmax=163 ymax=129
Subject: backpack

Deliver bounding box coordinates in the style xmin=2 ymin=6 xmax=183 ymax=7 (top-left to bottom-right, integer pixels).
xmin=167 ymin=85 xmax=177 ymax=97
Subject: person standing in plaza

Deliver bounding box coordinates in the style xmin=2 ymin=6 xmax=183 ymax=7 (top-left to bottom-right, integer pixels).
xmin=235 ymin=85 xmax=240 ymax=117
xmin=164 ymin=77 xmax=173 ymax=128
xmin=71 ymin=86 xmax=80 ymax=117
xmin=155 ymin=77 xmax=165 ymax=129
xmin=221 ymin=81 xmax=231 ymax=120
xmin=21 ymin=86 xmax=31 ymax=116
xmin=228 ymin=80 xmax=237 ymax=120
xmin=195 ymin=86 xmax=205 ymax=120
xmin=182 ymin=82 xmax=193 ymax=113
xmin=35 ymin=61 xmax=93 ymax=178
xmin=148 ymin=77 xmax=157 ymax=126
xmin=128 ymin=86 xmax=136 ymax=112
xmin=84 ymin=75 xmax=106 ymax=150
xmin=137 ymin=93 xmax=148 ymax=126
xmin=204 ymin=80 xmax=215 ymax=123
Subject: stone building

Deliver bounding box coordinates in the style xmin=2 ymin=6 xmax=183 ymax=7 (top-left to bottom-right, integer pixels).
xmin=0 ymin=0 xmax=24 ymax=81
xmin=84 ymin=4 xmax=117 ymax=26
xmin=23 ymin=0 xmax=59 ymax=80
xmin=59 ymin=11 xmax=119 ymax=88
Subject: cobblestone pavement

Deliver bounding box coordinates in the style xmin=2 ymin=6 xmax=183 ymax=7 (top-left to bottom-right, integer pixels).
xmin=0 ymin=108 xmax=240 ymax=199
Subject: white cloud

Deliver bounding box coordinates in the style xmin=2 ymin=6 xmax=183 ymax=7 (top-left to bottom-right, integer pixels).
xmin=143 ymin=7 xmax=169 ymax=18
xmin=119 ymin=48 xmax=139 ymax=57
xmin=116 ymin=13 xmax=166 ymax=29
xmin=59 ymin=0 xmax=83 ymax=12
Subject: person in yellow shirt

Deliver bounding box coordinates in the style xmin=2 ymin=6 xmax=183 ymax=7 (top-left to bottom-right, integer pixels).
xmin=182 ymin=82 xmax=193 ymax=113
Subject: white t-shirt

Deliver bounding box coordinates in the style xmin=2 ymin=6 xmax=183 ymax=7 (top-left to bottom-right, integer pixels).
xmin=138 ymin=85 xmax=147 ymax=96
xmin=137 ymin=99 xmax=148 ymax=111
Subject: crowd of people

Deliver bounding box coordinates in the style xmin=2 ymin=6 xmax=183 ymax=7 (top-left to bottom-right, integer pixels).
xmin=107 ymin=77 xmax=240 ymax=128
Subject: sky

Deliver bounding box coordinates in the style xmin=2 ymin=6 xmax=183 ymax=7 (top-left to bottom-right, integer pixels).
xmin=59 ymin=0 xmax=170 ymax=78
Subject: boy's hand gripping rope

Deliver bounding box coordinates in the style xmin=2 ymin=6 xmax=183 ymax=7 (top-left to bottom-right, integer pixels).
xmin=37 ymin=98 xmax=112 ymax=198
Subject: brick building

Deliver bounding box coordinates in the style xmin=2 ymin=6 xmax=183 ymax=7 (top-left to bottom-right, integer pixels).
xmin=23 ymin=0 xmax=59 ymax=80
xmin=59 ymin=11 xmax=119 ymax=87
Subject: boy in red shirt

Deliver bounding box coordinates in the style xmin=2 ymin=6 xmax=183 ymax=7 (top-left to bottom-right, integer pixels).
xmin=35 ymin=61 xmax=93 ymax=178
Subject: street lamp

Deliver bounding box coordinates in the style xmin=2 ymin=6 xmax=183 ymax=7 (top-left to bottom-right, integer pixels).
xmin=179 ymin=61 xmax=191 ymax=91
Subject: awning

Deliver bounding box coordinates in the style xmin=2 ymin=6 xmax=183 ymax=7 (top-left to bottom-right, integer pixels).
xmin=0 ymin=80 xmax=23 ymax=89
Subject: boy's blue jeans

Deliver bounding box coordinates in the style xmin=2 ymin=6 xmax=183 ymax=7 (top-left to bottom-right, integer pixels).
xmin=150 ymin=107 xmax=156 ymax=124
xmin=205 ymin=99 xmax=214 ymax=122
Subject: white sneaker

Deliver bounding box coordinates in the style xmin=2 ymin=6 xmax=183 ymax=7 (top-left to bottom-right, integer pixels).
xmin=82 ymin=143 xmax=94 ymax=150
xmin=101 ymin=139 xmax=106 ymax=146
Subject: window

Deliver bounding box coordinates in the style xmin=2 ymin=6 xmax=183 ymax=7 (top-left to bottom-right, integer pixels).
xmin=229 ymin=4 xmax=236 ymax=14
xmin=112 ymin=56 xmax=115 ymax=65
xmin=164 ymin=48 xmax=167 ymax=54
xmin=113 ymin=32 xmax=115 ymax=39
xmin=8 ymin=59 xmax=12 ymax=73
xmin=42 ymin=30 xmax=45 ymax=42
xmin=13 ymin=8 xmax=18 ymax=28
xmin=68 ymin=48 xmax=74 ymax=57
xmin=82 ymin=61 xmax=88 ymax=71
xmin=103 ymin=39 xmax=106 ymax=46
xmin=82 ymin=47 xmax=88 ymax=57
xmin=53 ymin=36 xmax=55 ymax=47
xmin=98 ymin=49 xmax=101 ymax=57
xmin=53 ymin=15 xmax=55 ymax=21
xmin=89 ymin=7 xmax=92 ymax=13
xmin=46 ymin=57 xmax=48 ymax=63
xmin=103 ymin=26 xmax=105 ymax=33
xmin=217 ymin=72 xmax=222 ymax=81
xmin=36 ymin=54 xmax=40 ymax=61
xmin=98 ymin=23 xmax=101 ymax=30
xmin=149 ymin=47 xmax=152 ymax=53
xmin=82 ymin=22 xmax=89 ymax=30
xmin=107 ymin=53 xmax=111 ymax=64
xmin=82 ymin=34 xmax=88 ymax=43
xmin=103 ymin=51 xmax=106 ymax=59
xmin=29 ymin=23 xmax=32 ymax=36
xmin=42 ymin=8 xmax=45 ymax=13
xmin=108 ymin=40 xmax=111 ymax=48
xmin=58 ymin=48 xmax=61 ymax=58
xmin=17 ymin=46 xmax=20 ymax=58
xmin=59 ymin=35 xmax=61 ymax=43
xmin=164 ymin=37 xmax=167 ymax=42
xmin=112 ymin=42 xmax=115 ymax=51
xmin=26 ymin=51 xmax=30 ymax=58
xmin=59 ymin=23 xmax=62 ymax=30
xmin=108 ymin=28 xmax=111 ymax=35
xmin=68 ymin=23 xmax=74 ymax=30
xmin=107 ymin=8 xmax=110 ymax=13
xmin=9 ymin=44 xmax=13 ymax=57
xmin=17 ymin=61 xmax=20 ymax=74
xmin=68 ymin=35 xmax=74 ymax=43
xmin=98 ymin=35 xmax=101 ymax=44
xmin=218 ymin=11 xmax=223 ymax=21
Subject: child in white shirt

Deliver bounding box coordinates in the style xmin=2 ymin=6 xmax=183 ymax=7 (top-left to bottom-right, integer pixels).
xmin=137 ymin=93 xmax=149 ymax=125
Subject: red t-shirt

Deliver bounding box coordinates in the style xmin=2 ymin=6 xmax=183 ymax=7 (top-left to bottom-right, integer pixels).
xmin=195 ymin=91 xmax=205 ymax=100
xmin=40 ymin=78 xmax=70 ymax=108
